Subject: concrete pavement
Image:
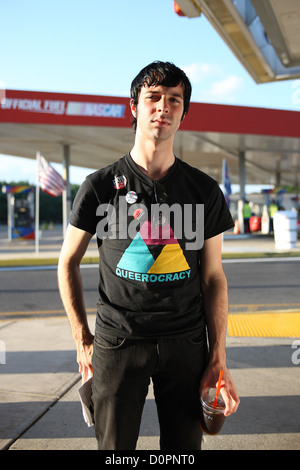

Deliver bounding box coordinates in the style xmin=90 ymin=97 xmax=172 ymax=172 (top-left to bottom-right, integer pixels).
xmin=0 ymin=227 xmax=300 ymax=451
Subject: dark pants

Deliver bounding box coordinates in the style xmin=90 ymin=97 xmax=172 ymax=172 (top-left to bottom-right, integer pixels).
xmin=91 ymin=329 xmax=208 ymax=450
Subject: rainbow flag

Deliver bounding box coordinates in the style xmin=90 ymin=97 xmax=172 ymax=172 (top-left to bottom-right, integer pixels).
xmin=2 ymin=185 xmax=33 ymax=194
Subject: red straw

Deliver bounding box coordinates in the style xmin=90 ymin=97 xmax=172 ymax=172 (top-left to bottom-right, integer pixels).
xmin=213 ymin=370 xmax=223 ymax=409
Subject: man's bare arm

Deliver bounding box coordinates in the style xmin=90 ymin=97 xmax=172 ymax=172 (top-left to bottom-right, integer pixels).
xmin=199 ymin=234 xmax=239 ymax=416
xmin=57 ymin=224 xmax=94 ymax=381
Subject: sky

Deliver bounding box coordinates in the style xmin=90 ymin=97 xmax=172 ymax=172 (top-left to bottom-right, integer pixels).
xmin=1 ymin=0 xmax=300 ymax=190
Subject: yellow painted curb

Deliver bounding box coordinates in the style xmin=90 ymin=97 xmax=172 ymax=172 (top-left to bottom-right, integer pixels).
xmin=228 ymin=311 xmax=300 ymax=337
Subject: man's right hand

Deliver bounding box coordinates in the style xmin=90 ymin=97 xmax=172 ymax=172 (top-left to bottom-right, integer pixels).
xmin=76 ymin=331 xmax=94 ymax=383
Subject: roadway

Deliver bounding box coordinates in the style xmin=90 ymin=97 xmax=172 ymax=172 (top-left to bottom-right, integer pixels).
xmin=0 ymin=260 xmax=299 ymax=320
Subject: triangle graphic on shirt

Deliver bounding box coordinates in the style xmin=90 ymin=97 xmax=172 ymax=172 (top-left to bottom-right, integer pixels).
xmin=139 ymin=220 xmax=178 ymax=245
xmin=147 ymin=243 xmax=190 ymax=274
xmin=117 ymin=232 xmax=155 ymax=273
xmin=116 ymin=220 xmax=190 ymax=275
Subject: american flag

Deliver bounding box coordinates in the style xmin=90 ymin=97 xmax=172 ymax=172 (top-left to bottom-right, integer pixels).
xmin=38 ymin=155 xmax=66 ymax=197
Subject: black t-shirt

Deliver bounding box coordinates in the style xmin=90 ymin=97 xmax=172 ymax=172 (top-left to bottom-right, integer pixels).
xmin=70 ymin=153 xmax=234 ymax=338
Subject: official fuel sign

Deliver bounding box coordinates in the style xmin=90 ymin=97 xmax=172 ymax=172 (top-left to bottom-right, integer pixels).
xmin=0 ymin=90 xmax=130 ymax=126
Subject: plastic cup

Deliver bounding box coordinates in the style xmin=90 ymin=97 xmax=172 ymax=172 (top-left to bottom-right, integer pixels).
xmin=200 ymin=387 xmax=226 ymax=435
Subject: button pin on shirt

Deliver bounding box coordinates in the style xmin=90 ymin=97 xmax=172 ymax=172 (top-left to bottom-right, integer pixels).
xmin=126 ymin=191 xmax=138 ymax=204
xmin=113 ymin=175 xmax=127 ymax=189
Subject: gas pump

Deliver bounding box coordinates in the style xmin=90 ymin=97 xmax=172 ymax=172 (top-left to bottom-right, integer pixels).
xmin=1 ymin=185 xmax=35 ymax=240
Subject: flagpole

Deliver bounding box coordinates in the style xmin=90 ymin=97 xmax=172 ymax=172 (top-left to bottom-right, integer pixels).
xmin=35 ymin=152 xmax=40 ymax=255
xmin=36 ymin=154 xmax=66 ymax=249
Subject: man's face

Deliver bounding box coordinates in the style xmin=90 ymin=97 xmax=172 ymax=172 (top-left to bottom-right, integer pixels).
xmin=131 ymin=83 xmax=185 ymax=142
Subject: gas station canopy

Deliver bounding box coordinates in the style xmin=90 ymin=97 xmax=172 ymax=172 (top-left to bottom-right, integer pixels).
xmin=175 ymin=0 xmax=300 ymax=83
xmin=1 ymin=89 xmax=300 ymax=189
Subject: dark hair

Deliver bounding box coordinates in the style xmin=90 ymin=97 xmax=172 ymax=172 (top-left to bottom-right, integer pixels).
xmin=130 ymin=61 xmax=192 ymax=132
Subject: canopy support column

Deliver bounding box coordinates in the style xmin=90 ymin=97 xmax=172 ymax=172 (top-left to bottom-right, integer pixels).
xmin=238 ymin=150 xmax=246 ymax=234
xmin=276 ymin=155 xmax=281 ymax=187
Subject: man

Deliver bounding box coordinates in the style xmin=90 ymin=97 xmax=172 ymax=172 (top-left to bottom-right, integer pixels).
xmin=243 ymin=200 xmax=251 ymax=233
xmin=58 ymin=61 xmax=239 ymax=450
xmin=269 ymin=199 xmax=278 ymax=233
